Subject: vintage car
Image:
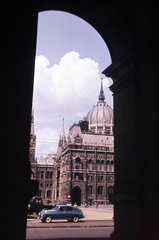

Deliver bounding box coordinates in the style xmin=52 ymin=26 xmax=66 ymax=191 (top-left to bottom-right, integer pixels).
xmin=38 ymin=204 xmax=84 ymax=223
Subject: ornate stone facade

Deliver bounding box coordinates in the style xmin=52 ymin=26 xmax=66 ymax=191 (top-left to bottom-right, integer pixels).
xmin=30 ymin=80 xmax=114 ymax=205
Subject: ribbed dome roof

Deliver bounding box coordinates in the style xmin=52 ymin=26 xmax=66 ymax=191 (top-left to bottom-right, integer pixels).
xmin=85 ymin=102 xmax=113 ymax=125
xmin=85 ymin=79 xmax=113 ymax=134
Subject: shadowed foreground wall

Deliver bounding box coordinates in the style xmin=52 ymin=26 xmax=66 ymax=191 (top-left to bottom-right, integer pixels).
xmin=0 ymin=0 xmax=159 ymax=239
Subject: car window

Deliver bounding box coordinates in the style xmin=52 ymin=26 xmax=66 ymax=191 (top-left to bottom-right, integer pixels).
xmin=66 ymin=206 xmax=73 ymax=211
xmin=59 ymin=207 xmax=65 ymax=211
xmin=54 ymin=206 xmax=59 ymax=210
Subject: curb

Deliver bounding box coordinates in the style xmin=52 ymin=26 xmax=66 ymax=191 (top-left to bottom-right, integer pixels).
xmin=27 ymin=224 xmax=114 ymax=228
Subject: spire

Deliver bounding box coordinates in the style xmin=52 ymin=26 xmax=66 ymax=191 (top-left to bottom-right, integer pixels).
xmin=58 ymin=118 xmax=66 ymax=148
xmin=31 ymin=108 xmax=34 ymax=135
xmin=98 ymin=78 xmax=105 ymax=102
xmin=60 ymin=118 xmax=65 ymax=140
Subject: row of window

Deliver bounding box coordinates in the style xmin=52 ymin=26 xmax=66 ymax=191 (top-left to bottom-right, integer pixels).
xmin=88 ymin=185 xmax=113 ymax=195
xmin=38 ymin=190 xmax=51 ymax=198
xmin=40 ymin=182 xmax=52 ymax=188
xmin=74 ymin=174 xmax=114 ymax=182
xmin=36 ymin=171 xmax=53 ymax=180
xmin=74 ymin=158 xmax=114 ymax=171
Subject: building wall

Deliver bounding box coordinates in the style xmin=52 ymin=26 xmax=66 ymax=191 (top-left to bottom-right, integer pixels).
xmin=58 ymin=144 xmax=114 ymax=205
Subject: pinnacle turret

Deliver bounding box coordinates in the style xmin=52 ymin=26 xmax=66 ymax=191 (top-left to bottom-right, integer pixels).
xmin=98 ymin=78 xmax=105 ymax=102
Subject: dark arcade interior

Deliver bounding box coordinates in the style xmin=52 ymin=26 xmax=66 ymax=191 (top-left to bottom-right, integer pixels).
xmin=1 ymin=0 xmax=159 ymax=239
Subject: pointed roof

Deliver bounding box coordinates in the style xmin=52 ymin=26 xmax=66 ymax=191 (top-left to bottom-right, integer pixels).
xmin=56 ymin=118 xmax=66 ymax=157
xmin=60 ymin=118 xmax=65 ymax=139
xmin=98 ymin=78 xmax=105 ymax=103
xmin=31 ymin=108 xmax=35 ymax=135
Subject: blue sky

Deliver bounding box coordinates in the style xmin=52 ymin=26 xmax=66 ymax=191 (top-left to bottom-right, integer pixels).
xmin=33 ymin=11 xmax=113 ymax=157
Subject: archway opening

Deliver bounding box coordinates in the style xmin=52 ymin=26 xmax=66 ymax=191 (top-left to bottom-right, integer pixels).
xmin=31 ymin=10 xmax=113 ymax=206
xmin=72 ymin=186 xmax=81 ymax=206
xmin=33 ymin=10 xmax=112 ymax=158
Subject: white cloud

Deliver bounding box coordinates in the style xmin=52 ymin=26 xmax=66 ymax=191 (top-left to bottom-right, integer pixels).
xmin=33 ymin=51 xmax=109 ymax=122
xmin=33 ymin=51 xmax=110 ymax=156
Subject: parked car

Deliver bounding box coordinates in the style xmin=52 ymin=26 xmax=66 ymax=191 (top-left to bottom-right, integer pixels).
xmin=28 ymin=197 xmax=55 ymax=214
xmin=38 ymin=204 xmax=84 ymax=223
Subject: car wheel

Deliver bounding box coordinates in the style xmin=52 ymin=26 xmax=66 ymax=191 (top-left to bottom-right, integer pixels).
xmin=72 ymin=216 xmax=79 ymax=223
xmin=45 ymin=216 xmax=52 ymax=223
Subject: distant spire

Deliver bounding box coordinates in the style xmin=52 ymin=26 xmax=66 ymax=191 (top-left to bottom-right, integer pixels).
xmin=61 ymin=118 xmax=65 ymax=139
xmin=58 ymin=118 xmax=66 ymax=148
xmin=98 ymin=78 xmax=105 ymax=102
xmin=31 ymin=108 xmax=34 ymax=135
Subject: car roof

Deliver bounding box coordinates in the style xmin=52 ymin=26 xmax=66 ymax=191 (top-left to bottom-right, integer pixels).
xmin=57 ymin=204 xmax=71 ymax=207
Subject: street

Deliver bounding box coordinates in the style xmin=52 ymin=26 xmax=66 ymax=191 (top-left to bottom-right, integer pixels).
xmin=26 ymin=227 xmax=114 ymax=240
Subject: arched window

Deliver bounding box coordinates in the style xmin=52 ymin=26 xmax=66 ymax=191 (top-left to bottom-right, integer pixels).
xmin=101 ymin=160 xmax=104 ymax=171
xmin=75 ymin=157 xmax=81 ymax=169
xmin=47 ymin=190 xmax=51 ymax=198
xmin=89 ymin=185 xmax=93 ymax=195
xmin=108 ymin=186 xmax=113 ymax=195
xmin=41 ymin=171 xmax=44 ymax=179
xmin=88 ymin=159 xmax=92 ymax=170
xmin=106 ymin=161 xmax=110 ymax=172
xmin=98 ymin=186 xmax=103 ymax=195
xmin=50 ymin=171 xmax=53 ymax=179
xmin=96 ymin=160 xmax=100 ymax=171
xmin=110 ymin=161 xmax=114 ymax=172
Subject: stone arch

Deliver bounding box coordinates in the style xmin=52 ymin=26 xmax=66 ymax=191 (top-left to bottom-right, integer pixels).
xmin=71 ymin=186 xmax=81 ymax=206
xmin=2 ymin=1 xmax=159 ymax=240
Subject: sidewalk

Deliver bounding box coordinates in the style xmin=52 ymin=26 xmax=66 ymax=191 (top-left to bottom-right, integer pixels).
xmin=79 ymin=206 xmax=113 ymax=221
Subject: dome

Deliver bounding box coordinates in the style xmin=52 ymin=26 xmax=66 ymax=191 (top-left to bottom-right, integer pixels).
xmin=85 ymin=102 xmax=113 ymax=125
xmin=85 ymin=79 xmax=113 ymax=134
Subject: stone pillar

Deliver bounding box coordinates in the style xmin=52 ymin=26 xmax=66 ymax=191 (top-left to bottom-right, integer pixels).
xmin=104 ymin=43 xmax=159 ymax=239
xmin=104 ymin=52 xmax=140 ymax=239
xmin=0 ymin=2 xmax=38 ymax=239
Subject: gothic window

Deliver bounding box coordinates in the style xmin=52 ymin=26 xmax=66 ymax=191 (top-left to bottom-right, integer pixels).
xmin=90 ymin=176 xmax=93 ymax=182
xmin=110 ymin=161 xmax=114 ymax=172
xmin=50 ymin=183 xmax=52 ymax=187
xmin=96 ymin=160 xmax=100 ymax=170
xmin=50 ymin=171 xmax=53 ymax=179
xmin=89 ymin=185 xmax=93 ymax=195
xmin=108 ymin=176 xmax=113 ymax=182
xmin=38 ymin=190 xmax=41 ymax=197
xmin=88 ymin=159 xmax=92 ymax=170
xmin=75 ymin=134 xmax=81 ymax=144
xmin=101 ymin=160 xmax=104 ymax=171
xmin=108 ymin=186 xmax=113 ymax=195
xmin=40 ymin=183 xmax=43 ymax=187
xmin=41 ymin=171 xmax=44 ymax=179
xmin=106 ymin=161 xmax=110 ymax=172
xmin=75 ymin=157 xmax=81 ymax=169
xmin=98 ymin=186 xmax=103 ymax=195
xmin=47 ymin=190 xmax=51 ymax=198
xmin=74 ymin=173 xmax=83 ymax=180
